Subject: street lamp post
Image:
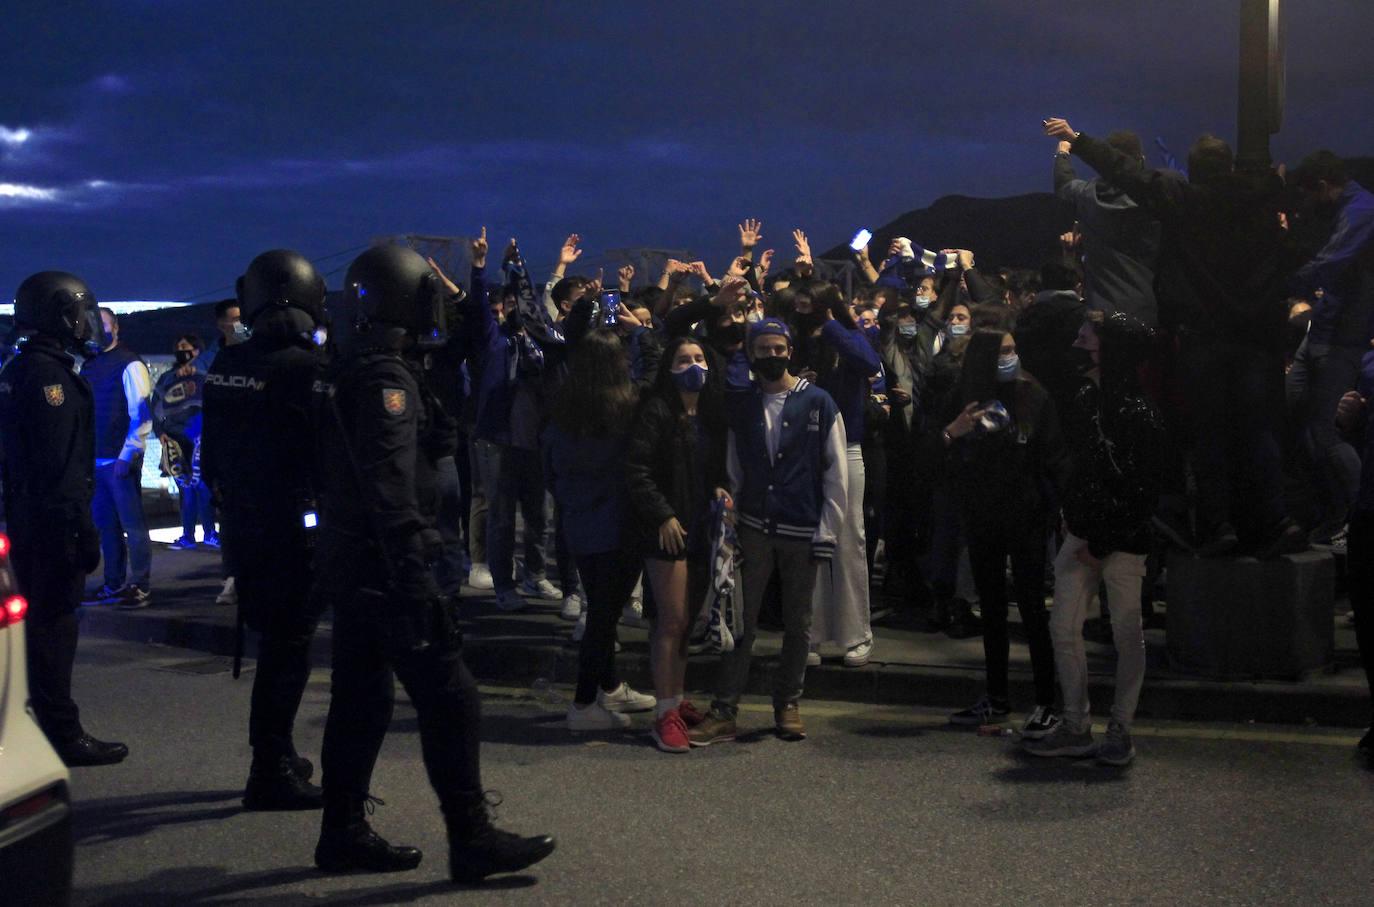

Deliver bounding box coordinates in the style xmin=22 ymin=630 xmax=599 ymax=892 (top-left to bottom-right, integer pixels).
xmin=1237 ymin=0 xmax=1285 ymax=169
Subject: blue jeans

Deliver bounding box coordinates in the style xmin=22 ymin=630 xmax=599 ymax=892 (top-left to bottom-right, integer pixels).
xmin=180 ymin=481 xmax=216 ymax=540
xmin=92 ymin=460 xmax=152 ymax=588
xmin=1286 ymin=338 xmax=1363 ymax=523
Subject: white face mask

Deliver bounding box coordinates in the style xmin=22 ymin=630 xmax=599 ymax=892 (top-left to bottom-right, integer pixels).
xmin=996 ymin=353 xmax=1021 ymax=382
xmin=914 ymin=294 xmax=933 ymax=308
xmin=746 ymin=311 xmax=764 ymax=324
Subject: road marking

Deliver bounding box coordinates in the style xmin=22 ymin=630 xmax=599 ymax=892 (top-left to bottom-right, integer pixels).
xmin=476 ymin=684 xmax=1364 ymax=748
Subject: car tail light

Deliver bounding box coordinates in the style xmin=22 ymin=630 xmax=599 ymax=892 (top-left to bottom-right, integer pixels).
xmin=0 ymin=534 xmax=9 ymax=557
xmin=0 ymin=595 xmax=26 ymax=628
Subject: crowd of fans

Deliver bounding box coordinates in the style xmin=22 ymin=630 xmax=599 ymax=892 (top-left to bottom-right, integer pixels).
xmin=363 ymin=122 xmax=1369 ymax=764
xmin=46 ymin=122 xmax=1374 ymax=768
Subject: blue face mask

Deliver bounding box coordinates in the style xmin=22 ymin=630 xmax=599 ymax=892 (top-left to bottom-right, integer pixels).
xmin=897 ymin=322 xmax=918 ymax=339
xmin=671 ymin=363 xmax=708 ymax=392
xmin=996 ymin=353 xmax=1021 ymax=382
xmin=862 ymin=324 xmax=881 ymax=345
xmin=948 ymin=323 xmax=969 ymax=337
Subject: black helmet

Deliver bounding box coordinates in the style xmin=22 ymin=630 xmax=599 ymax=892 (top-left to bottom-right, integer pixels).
xmin=13 ymin=271 xmax=103 ymax=353
xmin=235 ymin=249 xmax=326 ymax=327
xmin=343 ymin=244 xmax=448 ymax=351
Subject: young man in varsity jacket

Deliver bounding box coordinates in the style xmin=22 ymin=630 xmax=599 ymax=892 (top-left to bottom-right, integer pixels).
xmin=689 ymin=317 xmax=847 ymax=745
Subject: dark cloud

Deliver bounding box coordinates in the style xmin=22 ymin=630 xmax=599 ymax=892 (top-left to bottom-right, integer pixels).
xmin=2 ymin=0 xmax=1371 ymax=298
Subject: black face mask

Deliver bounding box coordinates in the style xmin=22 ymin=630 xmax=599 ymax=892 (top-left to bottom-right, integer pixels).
xmin=174 ymin=349 xmax=195 ymax=366
xmin=753 ymin=356 xmax=789 ymax=382
xmin=711 ymin=322 xmax=746 ymax=348
xmin=101 ymin=330 xmax=116 ymax=348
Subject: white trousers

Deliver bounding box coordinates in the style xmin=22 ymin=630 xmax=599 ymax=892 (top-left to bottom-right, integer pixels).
xmin=1048 ymin=532 xmax=1147 ymax=732
xmin=811 ymin=444 xmax=871 ymax=650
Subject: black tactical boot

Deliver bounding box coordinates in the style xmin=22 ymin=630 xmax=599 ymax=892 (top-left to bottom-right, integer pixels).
xmin=242 ymin=754 xmax=324 ymax=811
xmin=315 ymin=797 xmax=422 ymax=874
xmin=447 ymin=793 xmax=556 ymax=885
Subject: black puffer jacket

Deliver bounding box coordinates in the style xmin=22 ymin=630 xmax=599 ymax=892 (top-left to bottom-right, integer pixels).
xmin=625 ymin=390 xmax=728 ymax=554
xmin=1061 ymin=314 xmax=1166 ymax=557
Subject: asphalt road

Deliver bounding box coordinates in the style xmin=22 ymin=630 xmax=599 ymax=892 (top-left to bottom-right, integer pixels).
xmin=65 ymin=635 xmax=1373 ymax=906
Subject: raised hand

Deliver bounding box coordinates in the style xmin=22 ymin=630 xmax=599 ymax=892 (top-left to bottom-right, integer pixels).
xmin=711 ymin=276 xmax=748 ymax=308
xmin=793 ymin=228 xmax=812 ymax=264
xmin=758 ymin=249 xmax=774 ymax=274
xmin=427 ymin=256 xmax=461 ymax=295
xmin=1043 ymin=117 xmax=1077 ymax=141
xmin=618 ymin=264 xmax=635 ymax=291
xmin=471 ymin=226 xmax=488 ymax=267
xmin=726 ymin=255 xmax=751 ymax=279
xmin=738 ymin=218 xmax=763 ymax=251
xmin=689 ymin=261 xmax=713 ymax=284
xmin=559 ymin=234 xmax=582 ymax=266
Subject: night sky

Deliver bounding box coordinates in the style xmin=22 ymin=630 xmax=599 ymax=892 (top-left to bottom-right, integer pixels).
xmin=3 ymin=1 xmax=1372 ymax=301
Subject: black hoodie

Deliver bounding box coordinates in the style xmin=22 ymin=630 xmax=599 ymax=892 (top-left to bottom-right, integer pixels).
xmin=1060 ymin=314 xmax=1166 ymax=557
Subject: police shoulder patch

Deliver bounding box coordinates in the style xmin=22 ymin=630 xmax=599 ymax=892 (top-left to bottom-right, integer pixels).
xmin=43 ymin=384 xmax=65 ymax=407
xmin=382 ymin=388 xmax=407 ymax=415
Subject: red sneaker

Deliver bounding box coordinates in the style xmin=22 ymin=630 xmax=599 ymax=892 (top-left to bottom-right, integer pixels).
xmin=651 ymin=709 xmax=690 ymax=753
xmin=678 ymin=700 xmax=706 ymax=728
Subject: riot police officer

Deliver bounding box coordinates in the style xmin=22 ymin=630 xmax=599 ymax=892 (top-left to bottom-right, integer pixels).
xmin=201 ymin=249 xmax=327 ymax=810
xmin=0 ymin=272 xmax=128 ymax=765
xmin=313 ymin=243 xmax=554 ymax=883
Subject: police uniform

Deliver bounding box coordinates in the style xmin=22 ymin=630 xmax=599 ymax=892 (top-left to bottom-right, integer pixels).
xmin=201 ymin=320 xmax=324 ymax=803
xmin=315 ymin=350 xmax=482 ymax=817
xmin=0 ymin=339 xmax=102 ymax=747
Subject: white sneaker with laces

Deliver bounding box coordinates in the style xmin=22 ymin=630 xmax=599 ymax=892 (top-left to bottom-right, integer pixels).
xmin=215 ymin=577 xmax=237 ymax=606
xmin=621 ymin=597 xmax=648 ymax=628
xmin=843 ymin=639 xmax=873 ymax=667
xmin=495 ymin=589 xmax=527 ymax=612
xmin=521 ymin=577 xmax=562 ymax=600
xmin=560 ymin=593 xmax=584 ymax=621
xmin=597 ymin=682 xmax=655 ymax=713
xmin=566 ymin=701 xmax=631 ymax=731
xmin=468 ymin=563 xmax=494 ymax=591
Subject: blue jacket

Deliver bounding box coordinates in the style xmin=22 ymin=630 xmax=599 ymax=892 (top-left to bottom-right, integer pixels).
xmin=725 ymin=377 xmax=848 ymax=559
xmin=814 ymin=320 xmax=882 ymax=444
xmin=541 ymin=423 xmax=627 ymax=555
xmin=1295 ymin=180 xmax=1374 ymax=347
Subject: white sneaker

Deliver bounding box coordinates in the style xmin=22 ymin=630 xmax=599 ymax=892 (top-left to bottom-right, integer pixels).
xmin=571 ymin=611 xmax=587 ymax=642
xmin=597 ymin=682 xmax=655 ymax=713
xmin=215 ymin=577 xmax=237 ymax=606
xmin=468 ymin=563 xmax=494 ymax=591
xmin=495 ymin=589 xmax=526 ymax=612
xmin=843 ymin=639 xmax=873 ymax=668
xmin=560 ymin=593 xmax=584 ymax=621
xmin=566 ymin=701 xmax=631 ymax=731
xmin=805 ymin=650 xmax=822 ymax=667
xmin=521 ymin=576 xmax=562 ymax=600
xmin=621 ymin=597 xmax=649 ymax=628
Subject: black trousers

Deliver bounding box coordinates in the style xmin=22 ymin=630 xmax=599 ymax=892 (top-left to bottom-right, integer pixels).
xmin=966 ymin=511 xmax=1057 ymax=706
xmin=224 ymin=518 xmax=321 ymax=766
xmin=1345 ymin=509 xmax=1374 ymax=723
xmin=9 ymin=511 xmax=86 ymax=745
xmin=320 ymin=591 xmax=483 ymax=823
xmin=573 ymin=549 xmax=639 ymax=704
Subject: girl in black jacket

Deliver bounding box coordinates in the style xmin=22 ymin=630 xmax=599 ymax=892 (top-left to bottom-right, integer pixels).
xmin=937 ymin=329 xmax=1070 ymax=737
xmin=626 ymin=336 xmax=729 ymax=753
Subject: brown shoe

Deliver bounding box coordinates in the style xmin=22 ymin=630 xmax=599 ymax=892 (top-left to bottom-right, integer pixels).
xmin=688 ymin=712 xmax=737 ymax=747
xmin=774 ymin=703 xmax=806 ymax=741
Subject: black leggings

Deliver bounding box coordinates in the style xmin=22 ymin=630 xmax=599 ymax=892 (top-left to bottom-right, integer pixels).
xmin=967 ymin=514 xmax=1056 ymax=706
xmin=574 ymin=549 xmax=640 ymax=705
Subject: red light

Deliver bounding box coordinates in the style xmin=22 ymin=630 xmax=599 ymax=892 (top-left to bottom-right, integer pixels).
xmin=0 ymin=534 xmax=9 ymax=557
xmin=1 ymin=595 xmax=26 ymax=626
